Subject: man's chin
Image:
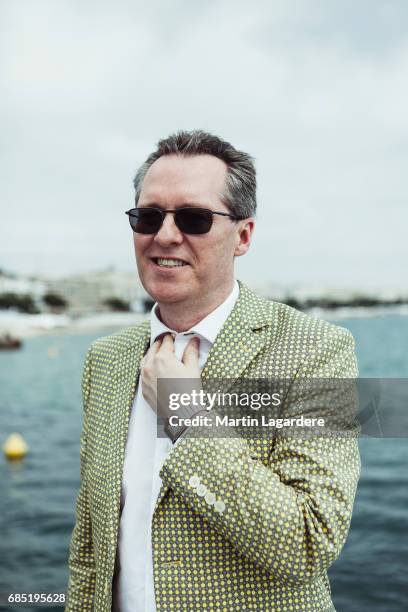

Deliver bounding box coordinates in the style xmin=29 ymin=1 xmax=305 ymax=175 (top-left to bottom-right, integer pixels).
xmin=146 ymin=281 xmax=190 ymax=305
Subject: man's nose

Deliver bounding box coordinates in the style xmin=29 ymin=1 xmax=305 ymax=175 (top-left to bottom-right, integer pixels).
xmin=153 ymin=212 xmax=183 ymax=246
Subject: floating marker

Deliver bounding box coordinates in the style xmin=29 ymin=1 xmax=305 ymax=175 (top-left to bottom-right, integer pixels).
xmin=3 ymin=433 xmax=29 ymax=460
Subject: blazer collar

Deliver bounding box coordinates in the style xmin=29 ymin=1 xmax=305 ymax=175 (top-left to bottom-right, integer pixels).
xmin=201 ymin=280 xmax=271 ymax=382
xmin=112 ymin=279 xmax=273 ymax=356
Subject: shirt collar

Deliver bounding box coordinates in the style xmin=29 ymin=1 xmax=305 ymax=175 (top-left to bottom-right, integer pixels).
xmin=150 ymin=280 xmax=239 ymax=345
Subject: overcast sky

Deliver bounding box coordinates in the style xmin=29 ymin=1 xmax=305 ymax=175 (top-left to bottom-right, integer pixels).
xmin=1 ymin=0 xmax=407 ymax=291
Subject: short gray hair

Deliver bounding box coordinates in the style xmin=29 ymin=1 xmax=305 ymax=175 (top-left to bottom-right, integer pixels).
xmin=133 ymin=130 xmax=256 ymax=218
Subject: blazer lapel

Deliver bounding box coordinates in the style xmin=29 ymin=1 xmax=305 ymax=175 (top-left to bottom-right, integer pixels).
xmin=201 ymin=314 xmax=267 ymax=385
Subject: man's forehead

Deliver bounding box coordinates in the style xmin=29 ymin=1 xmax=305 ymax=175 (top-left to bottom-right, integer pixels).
xmin=140 ymin=154 xmax=227 ymax=202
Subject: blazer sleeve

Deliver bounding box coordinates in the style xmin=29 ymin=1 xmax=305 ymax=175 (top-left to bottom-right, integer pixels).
xmin=159 ymin=328 xmax=361 ymax=586
xmin=65 ymin=346 xmax=96 ymax=611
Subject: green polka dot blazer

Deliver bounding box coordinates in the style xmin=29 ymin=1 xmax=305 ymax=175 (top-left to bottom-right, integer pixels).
xmin=65 ymin=281 xmax=360 ymax=612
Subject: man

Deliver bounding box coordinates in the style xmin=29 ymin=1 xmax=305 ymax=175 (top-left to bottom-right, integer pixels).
xmin=65 ymin=130 xmax=360 ymax=612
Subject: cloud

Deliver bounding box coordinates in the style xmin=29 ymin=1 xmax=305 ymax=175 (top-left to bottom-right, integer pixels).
xmin=1 ymin=0 xmax=407 ymax=289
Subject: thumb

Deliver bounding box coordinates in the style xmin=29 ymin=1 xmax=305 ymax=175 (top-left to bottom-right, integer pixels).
xmin=182 ymin=336 xmax=200 ymax=366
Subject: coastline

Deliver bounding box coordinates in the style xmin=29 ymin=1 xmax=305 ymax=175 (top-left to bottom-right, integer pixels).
xmin=1 ymin=303 xmax=408 ymax=339
xmin=0 ymin=311 xmax=147 ymax=339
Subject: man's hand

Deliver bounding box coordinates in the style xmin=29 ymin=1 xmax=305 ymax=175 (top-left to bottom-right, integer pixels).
xmin=141 ymin=333 xmax=203 ymax=422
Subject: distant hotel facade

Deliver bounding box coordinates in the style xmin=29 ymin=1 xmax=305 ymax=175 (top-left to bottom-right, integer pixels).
xmin=46 ymin=269 xmax=148 ymax=314
xmin=0 ymin=269 xmax=148 ymax=314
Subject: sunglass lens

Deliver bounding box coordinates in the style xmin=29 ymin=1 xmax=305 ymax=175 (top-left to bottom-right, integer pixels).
xmin=176 ymin=209 xmax=213 ymax=234
xmin=129 ymin=209 xmax=163 ymax=234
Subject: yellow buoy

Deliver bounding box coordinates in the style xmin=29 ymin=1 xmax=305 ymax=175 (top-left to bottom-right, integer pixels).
xmin=3 ymin=433 xmax=29 ymax=460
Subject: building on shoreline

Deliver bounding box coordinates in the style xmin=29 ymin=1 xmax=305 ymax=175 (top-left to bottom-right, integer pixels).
xmin=45 ymin=269 xmax=147 ymax=315
xmin=0 ymin=268 xmax=148 ymax=315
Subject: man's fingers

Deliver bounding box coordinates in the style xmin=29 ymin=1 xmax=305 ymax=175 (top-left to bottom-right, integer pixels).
xmin=153 ymin=336 xmax=164 ymax=350
xmin=142 ymin=337 xmax=163 ymax=368
xmin=159 ymin=333 xmax=175 ymax=353
xmin=182 ymin=336 xmax=200 ymax=365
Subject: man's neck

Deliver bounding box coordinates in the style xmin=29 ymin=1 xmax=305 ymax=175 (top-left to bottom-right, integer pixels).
xmin=155 ymin=281 xmax=235 ymax=332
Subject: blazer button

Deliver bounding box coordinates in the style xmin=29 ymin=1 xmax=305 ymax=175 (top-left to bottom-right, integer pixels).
xmin=204 ymin=491 xmax=216 ymax=505
xmin=189 ymin=475 xmax=200 ymax=488
xmin=214 ymin=500 xmax=226 ymax=513
xmin=196 ymin=483 xmax=207 ymax=497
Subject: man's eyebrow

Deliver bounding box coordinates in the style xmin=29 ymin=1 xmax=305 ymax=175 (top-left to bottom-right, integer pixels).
xmin=139 ymin=200 xmax=212 ymax=208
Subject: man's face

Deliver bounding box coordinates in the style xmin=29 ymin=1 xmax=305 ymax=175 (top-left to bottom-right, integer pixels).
xmin=133 ymin=154 xmax=253 ymax=307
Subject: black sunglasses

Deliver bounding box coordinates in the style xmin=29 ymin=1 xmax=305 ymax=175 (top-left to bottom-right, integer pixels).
xmin=125 ymin=207 xmax=243 ymax=235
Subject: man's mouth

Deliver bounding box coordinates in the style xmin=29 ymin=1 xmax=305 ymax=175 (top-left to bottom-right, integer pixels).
xmin=151 ymin=257 xmax=189 ymax=268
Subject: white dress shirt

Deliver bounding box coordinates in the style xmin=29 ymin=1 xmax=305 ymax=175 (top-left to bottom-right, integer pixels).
xmin=112 ymin=281 xmax=239 ymax=612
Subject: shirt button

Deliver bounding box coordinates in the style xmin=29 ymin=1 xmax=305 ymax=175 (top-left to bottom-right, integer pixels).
xmin=214 ymin=500 xmax=226 ymax=513
xmin=189 ymin=475 xmax=200 ymax=488
xmin=204 ymin=491 xmax=216 ymax=505
xmin=196 ymin=483 xmax=207 ymax=497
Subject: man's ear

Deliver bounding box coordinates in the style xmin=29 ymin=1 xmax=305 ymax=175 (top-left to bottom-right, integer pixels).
xmin=234 ymin=218 xmax=255 ymax=257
